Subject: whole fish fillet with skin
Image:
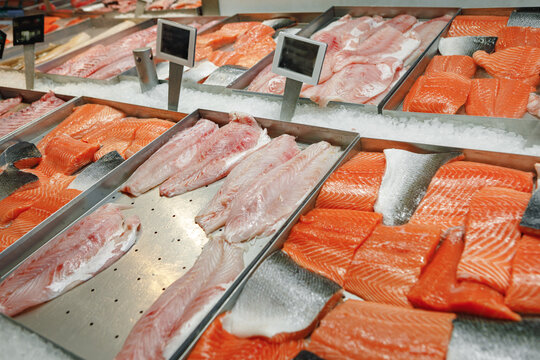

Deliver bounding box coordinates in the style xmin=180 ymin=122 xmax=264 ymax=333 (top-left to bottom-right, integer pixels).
xmin=308 ymin=300 xmax=456 ymax=360
xmin=196 ymin=135 xmax=300 ymax=234
xmin=457 ymin=187 xmax=531 ymax=294
xmin=374 ymin=149 xmax=462 ymax=226
xmin=159 ymin=113 xmax=270 ymax=197
xmin=121 ymin=120 xmax=218 ymax=196
xmin=224 ymin=141 xmax=340 ymax=243
xmin=222 ymin=251 xmax=341 ymax=342
xmin=116 ymin=238 xmax=243 ymax=360
xmin=0 ymin=203 xmax=140 ymax=316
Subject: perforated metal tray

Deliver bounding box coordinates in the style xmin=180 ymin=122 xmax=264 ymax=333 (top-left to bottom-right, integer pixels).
xmin=2 ymin=108 xmax=358 ymax=360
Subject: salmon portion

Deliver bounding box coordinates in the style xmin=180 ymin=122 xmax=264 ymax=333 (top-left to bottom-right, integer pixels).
xmin=124 ymin=119 xmax=174 ymax=158
xmin=37 ymin=134 xmax=100 ymax=175
xmin=496 ymin=26 xmax=540 ymax=51
xmin=89 ymin=117 xmax=142 ymax=160
xmin=447 ymin=15 xmax=509 ymax=37
xmin=188 ymin=314 xmax=305 ymax=360
xmin=403 ymin=72 xmax=471 ymax=114
xmin=408 ymin=227 xmax=520 ymax=320
xmin=473 ymin=46 xmax=540 ymax=87
xmin=316 ymin=152 xmax=385 ymax=211
xmin=424 ymin=55 xmax=477 ymax=78
xmin=410 ymin=161 xmax=533 ymax=231
xmin=457 ymin=187 xmax=531 ymax=294
xmin=308 ymin=300 xmax=456 ymax=360
xmin=282 ymin=209 xmax=382 ymax=286
xmin=505 ymin=235 xmax=540 ymax=314
xmin=466 ymin=78 xmax=534 ymax=118
xmin=344 ymin=223 xmax=441 ymax=307
xmin=197 ymin=22 xmax=259 ymax=50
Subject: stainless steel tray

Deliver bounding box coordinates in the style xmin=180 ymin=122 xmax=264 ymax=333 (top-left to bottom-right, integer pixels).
xmin=227 ymin=6 xmax=459 ymax=114
xmin=382 ymin=7 xmax=540 ymax=144
xmin=183 ymin=136 xmax=540 ymax=360
xmin=2 ymin=108 xmax=358 ymax=360
xmin=0 ymin=96 xmax=189 ymax=278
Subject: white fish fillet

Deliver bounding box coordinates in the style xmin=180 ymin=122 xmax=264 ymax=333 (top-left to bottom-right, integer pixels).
xmin=195 ymin=134 xmax=300 ymax=234
xmin=115 ymin=238 xmax=244 ymax=360
xmin=159 ymin=112 xmax=270 ymax=198
xmin=121 ymin=119 xmax=218 ymax=196
xmin=0 ymin=203 xmax=140 ymax=317
xmin=224 ymin=141 xmax=340 ymax=243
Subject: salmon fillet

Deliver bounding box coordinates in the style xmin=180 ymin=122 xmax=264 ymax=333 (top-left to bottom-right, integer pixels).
xmin=344 ymin=223 xmax=441 ymax=307
xmin=403 ymin=72 xmax=471 ymax=114
xmin=123 ymin=119 xmax=174 ymax=158
xmin=424 ymin=55 xmax=477 ymax=78
xmin=466 ymin=78 xmax=534 ymax=118
xmin=505 ymin=234 xmax=540 ymax=314
xmin=410 ymin=161 xmax=533 ymax=231
xmin=188 ymin=314 xmax=305 ymax=360
xmin=37 ymin=134 xmax=100 ymax=175
xmin=307 ymin=300 xmax=456 ymax=360
xmin=457 ymin=187 xmax=531 ymax=294
xmin=282 ymin=209 xmax=382 ymax=286
xmin=316 ymin=152 xmax=385 ymax=211
xmin=90 ymin=118 xmax=143 ymax=160
xmin=473 ymin=46 xmax=540 ymax=87
xmin=447 ymin=15 xmax=509 ymax=37
xmin=496 ymin=26 xmax=540 ymax=51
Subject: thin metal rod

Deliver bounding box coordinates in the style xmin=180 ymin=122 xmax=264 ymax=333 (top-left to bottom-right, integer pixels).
xmin=168 ymin=62 xmax=184 ymax=112
xmin=23 ymin=44 xmax=35 ymax=90
xmin=280 ymin=77 xmax=303 ymax=122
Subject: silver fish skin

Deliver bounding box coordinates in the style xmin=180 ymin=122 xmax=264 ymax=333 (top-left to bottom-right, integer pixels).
xmin=0 ymin=142 xmax=41 ymax=170
xmin=519 ymin=189 xmax=540 ymax=237
xmin=374 ymin=149 xmax=462 ymax=226
xmin=203 ymin=66 xmax=247 ymax=86
xmin=438 ymin=36 xmax=497 ymax=56
xmin=0 ymin=166 xmax=39 ymax=201
xmin=222 ymin=251 xmax=342 ymax=339
xmin=68 ymin=151 xmax=124 ymax=191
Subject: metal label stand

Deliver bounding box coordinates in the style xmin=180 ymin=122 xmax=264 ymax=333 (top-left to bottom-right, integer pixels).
xmin=23 ymin=44 xmax=35 ymax=90
xmin=280 ymin=77 xmax=303 ymax=122
xmin=135 ymin=0 xmax=145 ymax=17
xmin=133 ymin=47 xmax=159 ymax=93
xmin=168 ymin=62 xmax=184 ymax=112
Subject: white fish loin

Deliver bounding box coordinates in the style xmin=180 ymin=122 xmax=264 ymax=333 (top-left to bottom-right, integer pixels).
xmin=116 ymin=238 xmax=244 ymax=360
xmin=374 ymin=149 xmax=462 ymax=226
xmin=195 ymin=134 xmax=300 ymax=234
xmin=224 ymin=141 xmax=340 ymax=243
xmin=0 ymin=203 xmax=140 ymax=317
xmin=121 ymin=119 xmax=218 ymax=196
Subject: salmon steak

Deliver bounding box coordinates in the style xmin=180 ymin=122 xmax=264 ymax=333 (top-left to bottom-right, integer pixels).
xmin=410 ymin=161 xmax=533 ymax=231
xmin=403 ymin=72 xmax=471 ymax=114
xmin=496 ymin=26 xmax=540 ymax=51
xmin=315 ymin=152 xmax=385 ymax=211
xmin=466 ymin=78 xmax=534 ymax=118
xmin=424 ymin=55 xmax=477 ymax=78
xmin=473 ymin=46 xmax=540 ymax=87
xmin=447 ymin=15 xmax=509 ymax=37
xmin=505 ymin=234 xmax=540 ymax=314
xmin=457 ymin=187 xmax=531 ymax=294
xmin=344 ymin=223 xmax=441 ymax=307
xmin=282 ymin=209 xmax=382 ymax=286
xmin=307 ymin=300 xmax=456 ymax=360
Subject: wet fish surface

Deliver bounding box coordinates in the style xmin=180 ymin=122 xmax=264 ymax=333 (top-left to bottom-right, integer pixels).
xmin=222 ymin=251 xmax=341 ymax=341
xmin=374 ymin=149 xmax=462 ymax=226
xmin=0 ymin=142 xmax=41 ymax=170
xmin=0 ymin=166 xmax=40 ymax=201
xmin=67 ymin=151 xmax=124 ymax=191
xmin=438 ymin=36 xmax=497 ymax=56
xmin=520 ymin=189 xmax=540 ymax=237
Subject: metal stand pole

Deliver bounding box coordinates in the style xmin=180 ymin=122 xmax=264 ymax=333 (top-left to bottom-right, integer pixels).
xmin=23 ymin=44 xmax=35 ymax=90
xmin=280 ymin=77 xmax=302 ymax=122
xmin=168 ymin=62 xmax=184 ymax=112
xmin=135 ymin=0 xmax=145 ymax=17
xmin=133 ymin=47 xmax=158 ymax=93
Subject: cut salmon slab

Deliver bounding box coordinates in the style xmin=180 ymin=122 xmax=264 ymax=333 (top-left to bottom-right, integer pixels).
xmin=505 ymin=234 xmax=540 ymax=314
xmin=457 ymin=187 xmax=531 ymax=294
xmin=282 ymin=209 xmax=382 ymax=286
xmin=410 ymin=161 xmax=533 ymax=231
xmin=124 ymin=119 xmax=175 ymax=158
xmin=447 ymin=15 xmax=509 ymax=37
xmin=37 ymin=134 xmax=100 ymax=176
xmin=424 ymin=55 xmax=476 ymax=78
xmin=408 ymin=227 xmax=520 ymax=321
xmin=188 ymin=313 xmax=305 ymax=360
xmin=344 ymin=223 xmax=441 ymax=307
xmin=473 ymin=46 xmax=540 ymax=87
xmin=466 ymin=78 xmax=534 ymax=118
xmin=307 ymin=300 xmax=456 ymax=360
xmin=496 ymin=26 xmax=540 ymax=51
xmin=403 ymin=72 xmax=471 ymax=114
xmin=315 ymin=152 xmax=385 ymax=211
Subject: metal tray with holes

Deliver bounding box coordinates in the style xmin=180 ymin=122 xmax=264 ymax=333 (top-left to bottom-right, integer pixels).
xmin=181 ymin=137 xmax=540 ymax=360
xmin=0 ymin=96 xmax=188 ymax=278
xmin=1 ymin=108 xmax=359 ymax=360
xmin=226 ymin=6 xmax=460 ymax=113
xmin=382 ymin=7 xmax=540 ymax=144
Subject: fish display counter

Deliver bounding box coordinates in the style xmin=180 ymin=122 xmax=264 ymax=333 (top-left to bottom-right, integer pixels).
xmin=383 ymin=7 xmax=540 ymax=137
xmin=227 ymin=6 xmax=459 ymax=113
xmin=184 ymin=136 xmax=540 ymax=360
xmin=0 ymin=108 xmax=358 ymax=359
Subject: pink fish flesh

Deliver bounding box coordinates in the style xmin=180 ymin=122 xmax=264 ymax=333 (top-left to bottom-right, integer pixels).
xmin=0 ymin=96 xmax=22 ymax=118
xmin=528 ymin=93 xmax=540 ymax=118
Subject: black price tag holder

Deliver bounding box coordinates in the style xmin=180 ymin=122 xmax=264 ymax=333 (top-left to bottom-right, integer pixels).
xmin=13 ymin=14 xmax=45 ymax=90
xmin=156 ymin=19 xmax=197 ymax=112
xmin=0 ymin=30 xmax=6 ymax=60
xmin=272 ymin=33 xmax=327 ymax=122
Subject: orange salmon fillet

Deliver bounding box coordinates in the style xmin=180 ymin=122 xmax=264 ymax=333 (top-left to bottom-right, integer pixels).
xmin=37 ymin=134 xmax=100 ymax=176
xmin=424 ymin=55 xmax=477 ymax=78
xmin=496 ymin=26 xmax=540 ymax=51
xmin=447 ymin=15 xmax=508 ymax=37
